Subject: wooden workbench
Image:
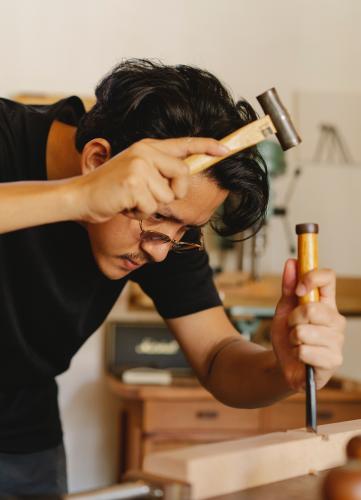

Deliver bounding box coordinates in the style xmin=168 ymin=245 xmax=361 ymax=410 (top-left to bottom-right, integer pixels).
xmin=212 ymin=472 xmax=326 ymax=500
xmin=59 ymin=471 xmax=326 ymax=499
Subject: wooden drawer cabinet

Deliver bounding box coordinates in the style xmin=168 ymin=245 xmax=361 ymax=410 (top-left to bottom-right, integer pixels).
xmin=144 ymin=400 xmax=261 ymax=432
xmin=108 ymin=376 xmax=261 ymax=475
xmin=107 ymin=376 xmax=361 ymax=477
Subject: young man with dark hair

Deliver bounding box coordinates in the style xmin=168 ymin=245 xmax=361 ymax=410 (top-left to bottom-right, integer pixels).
xmin=0 ymin=60 xmax=345 ymax=494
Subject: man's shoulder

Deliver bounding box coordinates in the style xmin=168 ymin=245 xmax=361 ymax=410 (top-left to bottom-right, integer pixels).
xmin=0 ymin=95 xmax=85 ymax=122
xmin=0 ymin=97 xmax=25 ymax=123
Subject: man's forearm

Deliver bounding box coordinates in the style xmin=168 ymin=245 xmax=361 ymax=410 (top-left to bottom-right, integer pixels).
xmin=205 ymin=338 xmax=295 ymax=408
xmin=0 ymin=179 xmax=80 ymax=233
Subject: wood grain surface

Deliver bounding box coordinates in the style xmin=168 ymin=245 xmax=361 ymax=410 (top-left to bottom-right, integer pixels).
xmin=144 ymin=420 xmax=361 ymax=499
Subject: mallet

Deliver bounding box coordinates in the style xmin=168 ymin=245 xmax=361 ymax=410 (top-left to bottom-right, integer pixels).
xmin=185 ymin=87 xmax=301 ymax=174
xmin=295 ymin=223 xmax=320 ymax=433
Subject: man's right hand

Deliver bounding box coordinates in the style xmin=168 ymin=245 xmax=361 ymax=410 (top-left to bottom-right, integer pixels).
xmin=0 ymin=137 xmax=228 ymax=235
xmin=72 ymin=137 xmax=229 ymax=223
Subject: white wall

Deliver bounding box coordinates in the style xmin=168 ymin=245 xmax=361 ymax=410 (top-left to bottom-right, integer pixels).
xmin=1 ymin=0 xmax=361 ymax=492
xmin=2 ymin=1 xmax=361 ymax=104
xmin=57 ymin=328 xmax=120 ymax=492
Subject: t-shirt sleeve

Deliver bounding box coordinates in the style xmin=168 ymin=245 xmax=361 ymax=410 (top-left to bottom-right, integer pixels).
xmin=0 ymin=104 xmax=14 ymax=182
xmin=0 ymin=99 xmax=35 ymax=182
xmin=131 ymin=234 xmax=222 ymax=318
xmin=0 ymin=134 xmax=5 ymax=181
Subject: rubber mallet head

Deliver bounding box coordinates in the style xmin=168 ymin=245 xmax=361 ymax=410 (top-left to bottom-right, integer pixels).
xmin=257 ymin=88 xmax=301 ymax=151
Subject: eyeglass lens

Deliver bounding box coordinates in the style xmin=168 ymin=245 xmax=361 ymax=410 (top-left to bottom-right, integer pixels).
xmin=140 ymin=221 xmax=203 ymax=251
xmin=141 ymin=231 xmax=171 ymax=243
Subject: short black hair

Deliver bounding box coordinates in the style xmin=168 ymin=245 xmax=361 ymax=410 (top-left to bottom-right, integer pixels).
xmin=75 ymin=59 xmax=269 ymax=238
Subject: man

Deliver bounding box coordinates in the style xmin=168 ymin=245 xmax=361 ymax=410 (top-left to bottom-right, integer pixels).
xmin=0 ymin=59 xmax=345 ymax=494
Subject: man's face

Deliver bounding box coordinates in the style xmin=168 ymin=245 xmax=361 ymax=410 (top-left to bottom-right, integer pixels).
xmin=85 ymin=175 xmax=228 ymax=280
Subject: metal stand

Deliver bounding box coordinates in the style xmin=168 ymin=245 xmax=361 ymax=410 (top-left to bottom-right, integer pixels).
xmin=313 ymin=124 xmax=354 ymax=164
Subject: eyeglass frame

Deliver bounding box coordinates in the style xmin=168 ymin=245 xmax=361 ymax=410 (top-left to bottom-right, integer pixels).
xmin=139 ymin=220 xmax=204 ymax=253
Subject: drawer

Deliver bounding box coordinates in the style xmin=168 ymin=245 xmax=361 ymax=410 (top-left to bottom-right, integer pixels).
xmin=262 ymin=401 xmax=361 ymax=431
xmin=143 ymin=400 xmax=261 ymax=432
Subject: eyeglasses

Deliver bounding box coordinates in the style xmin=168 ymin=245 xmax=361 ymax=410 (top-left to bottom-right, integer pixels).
xmin=139 ymin=220 xmax=204 ymax=253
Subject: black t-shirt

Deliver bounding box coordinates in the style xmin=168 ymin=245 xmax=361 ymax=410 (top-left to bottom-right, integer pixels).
xmin=0 ymin=97 xmax=221 ymax=452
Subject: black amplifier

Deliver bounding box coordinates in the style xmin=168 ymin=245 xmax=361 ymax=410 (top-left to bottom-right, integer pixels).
xmin=105 ymin=321 xmax=192 ymax=377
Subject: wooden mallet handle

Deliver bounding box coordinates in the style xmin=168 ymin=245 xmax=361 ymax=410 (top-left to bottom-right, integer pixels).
xmin=184 ymin=115 xmax=276 ymax=175
xmin=295 ymin=222 xmax=320 ymax=433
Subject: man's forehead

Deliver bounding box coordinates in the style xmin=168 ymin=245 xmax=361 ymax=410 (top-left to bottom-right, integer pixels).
xmin=160 ymin=178 xmax=228 ymax=227
xmin=157 ymin=205 xmax=209 ymax=228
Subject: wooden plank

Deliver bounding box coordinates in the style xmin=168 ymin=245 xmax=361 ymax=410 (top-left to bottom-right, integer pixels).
xmin=143 ymin=419 xmax=361 ymax=499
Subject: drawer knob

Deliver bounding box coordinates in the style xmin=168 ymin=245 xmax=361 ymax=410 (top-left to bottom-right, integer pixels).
xmin=317 ymin=410 xmax=334 ymax=420
xmin=196 ymin=410 xmax=219 ymax=420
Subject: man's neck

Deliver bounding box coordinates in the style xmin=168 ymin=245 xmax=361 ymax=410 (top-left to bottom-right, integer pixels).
xmin=46 ymin=120 xmax=82 ymax=180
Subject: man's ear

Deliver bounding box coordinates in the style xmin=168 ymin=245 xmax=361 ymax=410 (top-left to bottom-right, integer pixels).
xmin=80 ymin=138 xmax=112 ymax=174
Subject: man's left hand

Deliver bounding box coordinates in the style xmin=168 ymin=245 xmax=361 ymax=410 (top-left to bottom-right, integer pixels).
xmin=271 ymin=259 xmax=346 ymax=392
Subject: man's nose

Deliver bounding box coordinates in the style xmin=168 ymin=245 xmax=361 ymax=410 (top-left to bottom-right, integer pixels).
xmin=140 ymin=241 xmax=172 ymax=263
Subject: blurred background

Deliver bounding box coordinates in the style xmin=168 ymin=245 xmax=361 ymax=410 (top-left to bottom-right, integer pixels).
xmin=2 ymin=0 xmax=361 ymax=493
